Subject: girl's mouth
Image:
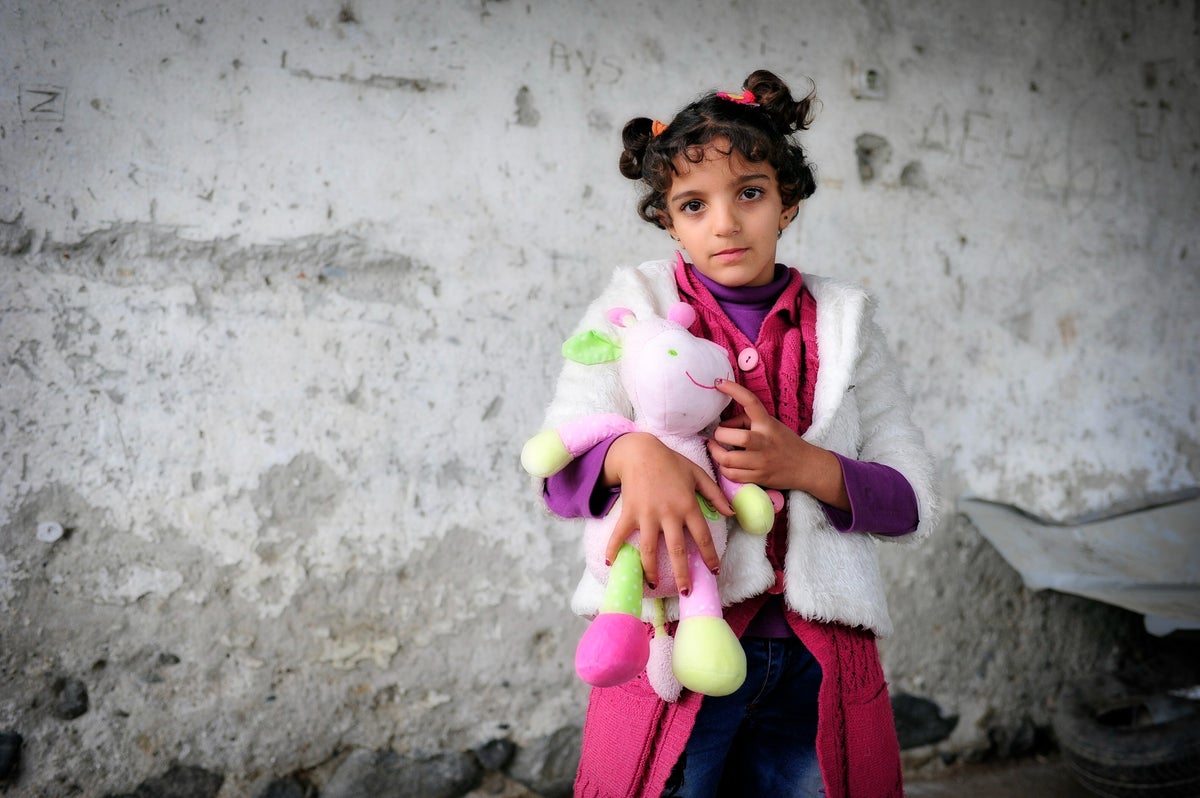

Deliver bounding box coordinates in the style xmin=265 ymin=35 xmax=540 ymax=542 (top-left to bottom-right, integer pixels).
xmin=713 ymin=248 xmax=746 ymax=261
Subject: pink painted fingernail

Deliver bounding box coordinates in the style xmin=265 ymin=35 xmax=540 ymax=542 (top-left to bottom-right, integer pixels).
xmin=605 ymin=558 xmax=612 ymax=567
xmin=680 ymin=586 xmax=691 ymax=597
xmin=647 ymin=581 xmax=656 ymax=590
xmin=711 ymin=566 xmax=720 ymax=576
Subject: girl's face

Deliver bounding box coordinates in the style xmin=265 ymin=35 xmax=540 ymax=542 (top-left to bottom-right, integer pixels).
xmin=663 ymin=138 xmax=796 ymax=288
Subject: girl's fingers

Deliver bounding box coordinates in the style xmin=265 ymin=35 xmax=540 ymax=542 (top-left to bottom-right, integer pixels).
xmin=708 ymin=437 xmax=752 ymax=471
xmin=707 ymin=440 xmax=763 ymax=487
xmin=660 ymin=520 xmax=691 ymax=596
xmin=692 ymin=466 xmax=733 ymax=517
xmin=638 ymin=526 xmax=660 ymax=589
xmin=710 ymin=425 xmax=751 ymax=451
xmin=605 ymin=528 xmax=626 ymax=570
xmin=715 ymin=379 xmax=770 ymax=422
xmin=705 ymin=439 xmax=725 ymax=469
xmin=718 ymin=412 xmax=751 ymax=430
xmin=605 ymin=508 xmax=640 ymax=569
xmin=686 ymin=514 xmax=721 ymax=575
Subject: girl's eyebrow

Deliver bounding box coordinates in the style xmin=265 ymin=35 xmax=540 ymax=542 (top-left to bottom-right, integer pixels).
xmin=669 ymin=173 xmax=771 ymax=204
xmin=670 ymin=189 xmax=703 ymax=203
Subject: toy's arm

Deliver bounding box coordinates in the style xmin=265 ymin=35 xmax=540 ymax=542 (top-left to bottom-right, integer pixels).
xmin=716 ymin=473 xmax=778 ymax=537
xmin=521 ymin=414 xmax=636 ymax=478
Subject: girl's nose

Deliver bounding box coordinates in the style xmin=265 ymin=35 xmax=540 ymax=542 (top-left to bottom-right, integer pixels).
xmin=712 ymin=203 xmax=739 ymax=235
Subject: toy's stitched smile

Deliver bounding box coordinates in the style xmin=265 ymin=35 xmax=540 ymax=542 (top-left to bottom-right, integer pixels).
xmin=685 ymin=371 xmax=718 ymax=390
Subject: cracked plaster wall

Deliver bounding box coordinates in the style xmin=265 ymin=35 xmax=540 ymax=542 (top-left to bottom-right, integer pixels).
xmin=1 ymin=1 xmax=1197 ymax=794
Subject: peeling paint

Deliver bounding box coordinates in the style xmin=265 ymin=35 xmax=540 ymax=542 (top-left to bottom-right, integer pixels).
xmin=855 ymin=133 xmax=892 ymax=183
xmin=288 ymin=68 xmax=441 ymax=92
xmin=91 ymin=564 xmax=184 ymax=605
xmin=515 ymin=85 xmax=541 ymax=127
xmin=251 ymin=454 xmax=344 ymax=530
xmin=314 ymin=626 xmax=400 ymax=670
xmin=899 ymin=160 xmax=928 ymax=190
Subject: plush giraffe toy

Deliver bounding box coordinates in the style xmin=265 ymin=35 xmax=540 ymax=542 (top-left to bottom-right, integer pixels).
xmin=522 ymin=302 xmax=775 ymax=701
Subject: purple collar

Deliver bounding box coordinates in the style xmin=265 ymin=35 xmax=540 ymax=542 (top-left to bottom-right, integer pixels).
xmin=688 ymin=261 xmax=791 ymax=341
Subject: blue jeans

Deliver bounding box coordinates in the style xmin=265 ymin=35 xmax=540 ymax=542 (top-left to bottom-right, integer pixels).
xmin=662 ymin=637 xmax=824 ymax=798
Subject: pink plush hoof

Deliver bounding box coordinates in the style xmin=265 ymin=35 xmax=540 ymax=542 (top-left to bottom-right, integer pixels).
xmin=575 ymin=613 xmax=650 ymax=687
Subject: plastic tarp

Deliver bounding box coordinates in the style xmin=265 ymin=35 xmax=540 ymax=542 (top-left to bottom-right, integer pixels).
xmin=959 ymin=495 xmax=1200 ymax=636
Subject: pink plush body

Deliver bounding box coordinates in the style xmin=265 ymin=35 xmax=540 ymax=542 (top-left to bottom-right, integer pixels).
xmin=581 ymin=307 xmax=736 ymax=597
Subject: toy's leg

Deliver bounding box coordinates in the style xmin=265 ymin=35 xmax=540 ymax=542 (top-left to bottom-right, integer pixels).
xmin=671 ymin=547 xmax=746 ymax=696
xmin=575 ymin=543 xmax=650 ymax=687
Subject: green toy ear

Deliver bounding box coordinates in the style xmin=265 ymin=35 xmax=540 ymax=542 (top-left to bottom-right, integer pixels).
xmin=562 ymin=330 xmax=621 ymax=365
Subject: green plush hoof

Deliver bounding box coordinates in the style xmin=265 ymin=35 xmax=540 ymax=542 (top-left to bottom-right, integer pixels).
xmin=732 ymin=484 xmax=774 ymax=536
xmin=672 ymin=616 xmax=746 ymax=696
xmin=520 ymin=430 xmax=572 ymax=478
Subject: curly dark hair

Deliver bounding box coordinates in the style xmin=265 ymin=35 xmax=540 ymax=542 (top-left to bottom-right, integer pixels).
xmin=619 ymin=70 xmax=818 ymax=229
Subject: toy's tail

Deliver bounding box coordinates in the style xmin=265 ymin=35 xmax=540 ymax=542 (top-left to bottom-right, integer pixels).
xmin=646 ymin=598 xmax=682 ymax=702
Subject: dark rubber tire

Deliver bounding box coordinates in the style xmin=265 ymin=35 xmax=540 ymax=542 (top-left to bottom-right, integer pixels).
xmin=1053 ymin=676 xmax=1200 ymax=797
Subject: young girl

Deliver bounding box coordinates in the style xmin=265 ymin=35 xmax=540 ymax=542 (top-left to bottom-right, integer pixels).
xmin=535 ymin=70 xmax=937 ymax=798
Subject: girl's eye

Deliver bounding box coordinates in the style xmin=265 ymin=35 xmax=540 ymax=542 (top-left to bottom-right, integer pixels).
xmin=681 ymin=200 xmax=704 ymax=214
xmin=741 ymin=187 xmax=765 ymax=200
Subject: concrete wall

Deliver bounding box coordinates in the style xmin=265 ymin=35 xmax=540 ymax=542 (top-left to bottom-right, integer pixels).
xmin=1 ymin=1 xmax=1196 ymax=795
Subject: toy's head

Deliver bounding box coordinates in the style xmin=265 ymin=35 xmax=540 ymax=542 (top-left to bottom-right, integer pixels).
xmin=566 ymin=302 xmax=734 ymax=436
xmin=613 ymin=303 xmax=733 ymax=435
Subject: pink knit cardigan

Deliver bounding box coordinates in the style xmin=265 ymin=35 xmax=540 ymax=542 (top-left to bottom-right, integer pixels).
xmin=573 ymin=257 xmax=904 ymax=797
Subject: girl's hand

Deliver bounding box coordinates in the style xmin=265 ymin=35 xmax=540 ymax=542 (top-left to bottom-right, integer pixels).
xmin=707 ymin=379 xmax=850 ymax=512
xmin=602 ymin=432 xmax=732 ymax=595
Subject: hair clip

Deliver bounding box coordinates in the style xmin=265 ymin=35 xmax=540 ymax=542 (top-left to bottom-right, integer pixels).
xmin=716 ymin=89 xmax=759 ymax=106
xmin=651 ymin=119 xmax=669 ymax=138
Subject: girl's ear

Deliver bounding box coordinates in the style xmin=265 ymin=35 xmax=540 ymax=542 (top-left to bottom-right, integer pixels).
xmin=779 ymin=203 xmax=800 ymax=232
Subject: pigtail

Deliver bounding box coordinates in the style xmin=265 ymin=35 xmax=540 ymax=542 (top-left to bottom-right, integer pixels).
xmin=619 ymin=117 xmax=656 ymax=180
xmin=743 ymin=69 xmax=817 ymax=133
xmin=739 ymin=69 xmax=819 ymax=204
xmin=622 ymin=117 xmax=671 ymax=227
